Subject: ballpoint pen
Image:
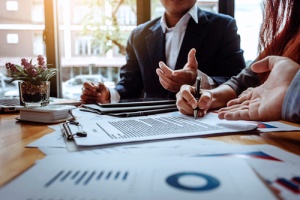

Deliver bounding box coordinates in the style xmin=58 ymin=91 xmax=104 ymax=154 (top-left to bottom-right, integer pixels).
xmin=194 ymin=77 xmax=202 ymax=119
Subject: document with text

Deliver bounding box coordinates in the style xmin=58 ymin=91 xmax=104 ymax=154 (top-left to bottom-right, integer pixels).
xmin=71 ymin=112 xmax=258 ymax=146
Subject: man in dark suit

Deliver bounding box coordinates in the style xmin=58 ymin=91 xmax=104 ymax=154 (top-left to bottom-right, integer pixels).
xmin=81 ymin=0 xmax=245 ymax=103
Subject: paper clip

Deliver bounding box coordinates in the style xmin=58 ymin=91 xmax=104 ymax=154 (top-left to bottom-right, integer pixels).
xmin=62 ymin=120 xmax=87 ymax=140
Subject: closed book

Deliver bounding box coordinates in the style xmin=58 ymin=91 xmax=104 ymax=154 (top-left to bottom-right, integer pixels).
xmin=17 ymin=105 xmax=76 ymax=123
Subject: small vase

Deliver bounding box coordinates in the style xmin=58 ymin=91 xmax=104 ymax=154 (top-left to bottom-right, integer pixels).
xmin=19 ymin=81 xmax=50 ymax=107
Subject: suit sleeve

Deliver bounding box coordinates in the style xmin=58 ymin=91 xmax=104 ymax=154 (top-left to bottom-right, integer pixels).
xmin=224 ymin=66 xmax=261 ymax=96
xmin=114 ymin=30 xmax=144 ymax=99
xmin=209 ymin=18 xmax=246 ymax=85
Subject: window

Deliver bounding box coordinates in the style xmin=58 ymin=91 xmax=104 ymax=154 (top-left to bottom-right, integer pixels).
xmin=6 ymin=1 xmax=18 ymax=11
xmin=6 ymin=33 xmax=18 ymax=44
xmin=235 ymin=0 xmax=262 ymax=65
xmin=31 ymin=3 xmax=44 ymax=23
xmin=0 ymin=0 xmax=46 ymax=98
xmin=55 ymin=0 xmax=136 ymax=100
xmin=33 ymin=33 xmax=45 ymax=56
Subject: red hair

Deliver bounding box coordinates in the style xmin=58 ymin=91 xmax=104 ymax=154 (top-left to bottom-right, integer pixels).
xmin=258 ymin=0 xmax=300 ymax=64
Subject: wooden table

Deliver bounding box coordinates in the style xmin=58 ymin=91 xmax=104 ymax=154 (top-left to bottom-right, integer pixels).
xmin=1 ymin=112 xmax=300 ymax=188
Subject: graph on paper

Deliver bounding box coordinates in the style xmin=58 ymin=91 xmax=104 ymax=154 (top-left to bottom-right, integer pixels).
xmin=45 ymin=169 xmax=129 ymax=187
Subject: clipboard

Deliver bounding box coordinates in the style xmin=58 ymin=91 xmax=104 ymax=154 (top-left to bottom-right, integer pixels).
xmin=61 ymin=121 xmax=87 ymax=140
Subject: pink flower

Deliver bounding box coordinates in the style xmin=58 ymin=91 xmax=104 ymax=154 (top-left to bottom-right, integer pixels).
xmin=5 ymin=55 xmax=56 ymax=82
xmin=37 ymin=55 xmax=45 ymax=66
xmin=5 ymin=62 xmax=17 ymax=73
xmin=25 ymin=67 xmax=38 ymax=77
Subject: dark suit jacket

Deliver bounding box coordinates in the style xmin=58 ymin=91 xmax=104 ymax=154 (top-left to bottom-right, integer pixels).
xmin=115 ymin=8 xmax=246 ymax=99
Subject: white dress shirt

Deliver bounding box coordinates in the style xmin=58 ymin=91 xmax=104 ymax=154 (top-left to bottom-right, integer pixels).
xmin=160 ymin=3 xmax=198 ymax=69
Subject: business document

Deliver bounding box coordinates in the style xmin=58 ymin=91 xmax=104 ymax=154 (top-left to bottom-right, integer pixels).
xmin=71 ymin=112 xmax=258 ymax=146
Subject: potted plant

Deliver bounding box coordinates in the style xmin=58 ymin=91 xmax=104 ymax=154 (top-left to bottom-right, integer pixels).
xmin=5 ymin=55 xmax=57 ymax=107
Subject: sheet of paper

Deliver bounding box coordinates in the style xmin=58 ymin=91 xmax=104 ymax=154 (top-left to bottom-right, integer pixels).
xmin=99 ymin=143 xmax=300 ymax=200
xmin=65 ymin=137 xmax=227 ymax=153
xmin=254 ymin=121 xmax=300 ymax=132
xmin=27 ymin=130 xmax=66 ymax=148
xmin=186 ymin=144 xmax=300 ymax=165
xmin=73 ymin=112 xmax=258 ymax=146
xmin=249 ymin=161 xmax=300 ymax=200
xmin=0 ymin=155 xmax=276 ymax=200
xmin=121 ymin=144 xmax=300 ymax=165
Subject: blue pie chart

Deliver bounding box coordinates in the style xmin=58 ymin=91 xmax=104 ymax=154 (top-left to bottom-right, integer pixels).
xmin=166 ymin=172 xmax=220 ymax=191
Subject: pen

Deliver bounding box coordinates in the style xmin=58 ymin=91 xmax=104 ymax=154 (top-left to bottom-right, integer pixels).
xmin=194 ymin=77 xmax=202 ymax=119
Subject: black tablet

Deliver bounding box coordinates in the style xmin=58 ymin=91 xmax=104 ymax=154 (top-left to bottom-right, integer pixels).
xmin=98 ymin=98 xmax=176 ymax=107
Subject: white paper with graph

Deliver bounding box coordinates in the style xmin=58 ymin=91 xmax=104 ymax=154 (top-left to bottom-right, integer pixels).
xmin=72 ymin=112 xmax=258 ymax=146
xmin=0 ymin=155 xmax=276 ymax=200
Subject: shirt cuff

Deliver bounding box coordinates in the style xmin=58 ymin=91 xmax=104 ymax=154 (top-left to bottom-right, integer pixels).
xmin=108 ymin=87 xmax=121 ymax=103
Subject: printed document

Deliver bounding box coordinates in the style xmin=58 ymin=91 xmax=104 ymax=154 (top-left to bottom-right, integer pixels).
xmin=72 ymin=112 xmax=258 ymax=146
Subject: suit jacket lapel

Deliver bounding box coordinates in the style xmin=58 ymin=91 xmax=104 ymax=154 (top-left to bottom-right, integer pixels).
xmin=145 ymin=20 xmax=166 ymax=69
xmin=175 ymin=8 xmax=209 ymax=70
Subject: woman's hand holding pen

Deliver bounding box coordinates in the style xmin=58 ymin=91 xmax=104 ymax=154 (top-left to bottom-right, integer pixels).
xmin=80 ymin=81 xmax=110 ymax=104
xmin=176 ymin=84 xmax=212 ymax=118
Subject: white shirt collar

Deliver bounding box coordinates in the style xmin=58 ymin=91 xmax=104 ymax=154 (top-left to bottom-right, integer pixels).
xmin=160 ymin=3 xmax=198 ymax=33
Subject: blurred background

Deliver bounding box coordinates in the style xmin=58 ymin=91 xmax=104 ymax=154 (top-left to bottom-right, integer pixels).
xmin=0 ymin=0 xmax=262 ymax=100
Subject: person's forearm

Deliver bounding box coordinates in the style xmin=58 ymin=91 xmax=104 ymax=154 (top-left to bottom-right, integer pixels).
xmin=210 ymin=84 xmax=237 ymax=109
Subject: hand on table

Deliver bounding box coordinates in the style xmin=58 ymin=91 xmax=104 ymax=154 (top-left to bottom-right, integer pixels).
xmin=80 ymin=81 xmax=110 ymax=104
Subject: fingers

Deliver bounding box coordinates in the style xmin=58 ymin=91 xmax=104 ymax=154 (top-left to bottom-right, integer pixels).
xmin=176 ymin=85 xmax=197 ymax=115
xmin=219 ymin=109 xmax=251 ymax=121
xmin=159 ymin=76 xmax=179 ymax=92
xmin=227 ymin=88 xmax=253 ymax=107
xmin=218 ymin=99 xmax=261 ymax=121
xmin=81 ymin=82 xmax=109 ymax=103
xmin=176 ymin=85 xmax=213 ymax=117
xmin=173 ymin=48 xmax=198 ymax=78
xmin=187 ymin=48 xmax=197 ymax=69
xmin=83 ymin=81 xmax=99 ymax=92
xmin=157 ymin=62 xmax=180 ymax=92
xmin=218 ymin=102 xmax=251 ymax=120
xmin=251 ymin=56 xmax=279 ymax=73
xmin=198 ymin=90 xmax=212 ymax=113
xmin=158 ymin=61 xmax=173 ymax=77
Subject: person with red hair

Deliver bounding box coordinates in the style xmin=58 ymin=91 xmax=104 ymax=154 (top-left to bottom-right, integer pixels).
xmin=176 ymin=0 xmax=300 ymax=123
